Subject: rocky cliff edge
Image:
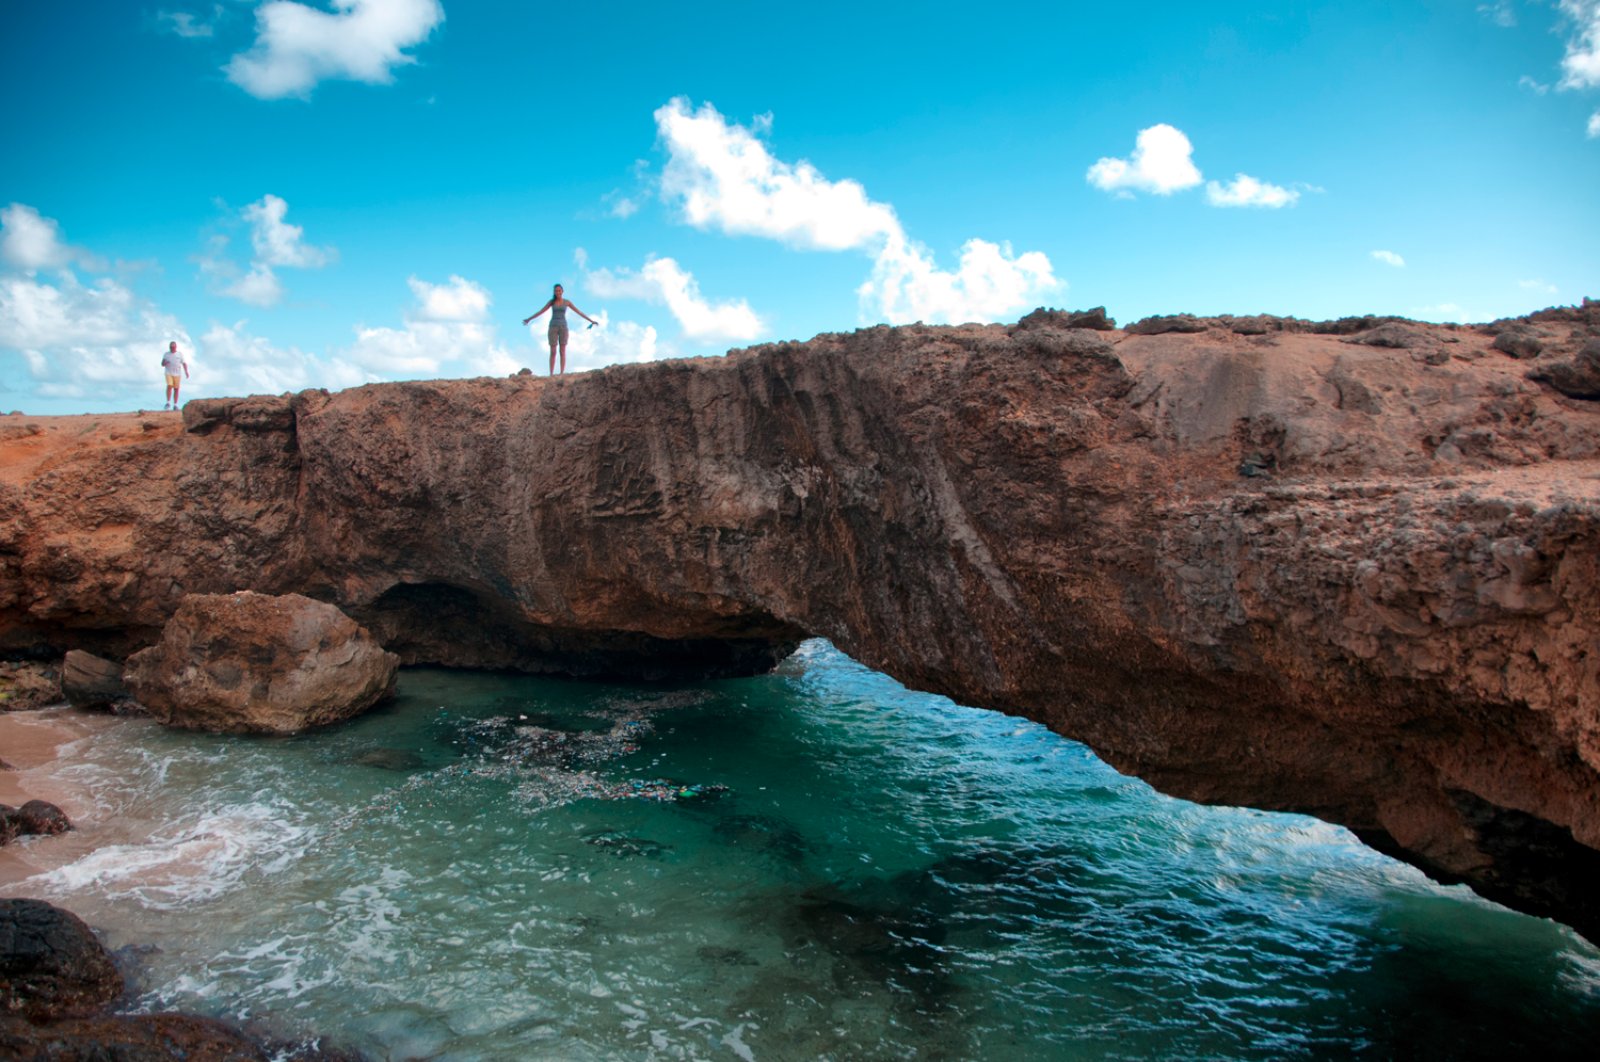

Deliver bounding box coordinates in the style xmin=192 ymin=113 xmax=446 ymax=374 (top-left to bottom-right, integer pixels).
xmin=2 ymin=305 xmax=1598 ymax=939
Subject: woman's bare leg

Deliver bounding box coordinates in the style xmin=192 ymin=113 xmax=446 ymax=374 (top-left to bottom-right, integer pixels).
xmin=549 ymin=338 xmax=558 ymax=376
xmin=558 ymin=337 xmax=568 ymax=375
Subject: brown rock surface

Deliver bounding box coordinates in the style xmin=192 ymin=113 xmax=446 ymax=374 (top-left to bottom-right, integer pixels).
xmin=123 ymin=592 xmax=399 ymax=734
xmin=1 ymin=305 xmax=1599 ymax=937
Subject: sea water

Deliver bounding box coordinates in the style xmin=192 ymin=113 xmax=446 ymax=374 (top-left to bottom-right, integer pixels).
xmin=4 ymin=640 xmax=1599 ymax=1060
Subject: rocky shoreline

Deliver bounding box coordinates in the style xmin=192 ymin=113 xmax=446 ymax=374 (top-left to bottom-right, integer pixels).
xmin=2 ymin=303 xmax=1597 ymax=944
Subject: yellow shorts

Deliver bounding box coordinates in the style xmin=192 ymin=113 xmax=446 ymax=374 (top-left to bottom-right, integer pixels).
xmin=166 ymin=375 xmax=181 ymax=387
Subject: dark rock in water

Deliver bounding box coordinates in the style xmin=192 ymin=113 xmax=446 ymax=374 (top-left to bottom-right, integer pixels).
xmin=62 ymin=649 xmax=131 ymax=710
xmin=13 ymin=800 xmax=71 ymax=837
xmin=695 ymin=945 xmax=758 ymax=966
xmin=582 ymin=829 xmax=673 ymax=860
xmin=711 ymin=813 xmax=810 ymax=864
xmin=124 ymin=591 xmax=399 ymax=734
xmin=1528 ymin=339 xmax=1600 ymax=400
xmin=0 ymin=661 xmax=60 ymax=712
xmin=351 ymin=748 xmax=425 ymax=771
xmin=0 ymin=898 xmax=122 ymax=1022
xmin=0 ymin=807 xmax=17 ymax=846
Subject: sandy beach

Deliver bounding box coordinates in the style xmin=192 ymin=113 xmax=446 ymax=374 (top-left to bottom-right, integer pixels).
xmin=0 ymin=706 xmax=120 ymax=888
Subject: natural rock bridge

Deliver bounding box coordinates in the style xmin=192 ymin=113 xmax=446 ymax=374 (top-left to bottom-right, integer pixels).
xmin=3 ymin=306 xmax=1598 ymax=940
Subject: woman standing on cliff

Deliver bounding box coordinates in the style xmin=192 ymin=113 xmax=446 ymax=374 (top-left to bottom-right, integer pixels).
xmin=522 ymin=283 xmax=597 ymax=376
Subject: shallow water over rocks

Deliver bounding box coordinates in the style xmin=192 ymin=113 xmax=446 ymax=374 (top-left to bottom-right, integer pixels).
xmin=3 ymin=641 xmax=1599 ymax=1059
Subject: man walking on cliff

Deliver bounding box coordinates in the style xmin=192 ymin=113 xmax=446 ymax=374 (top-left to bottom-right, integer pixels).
xmin=161 ymin=341 xmax=188 ymax=411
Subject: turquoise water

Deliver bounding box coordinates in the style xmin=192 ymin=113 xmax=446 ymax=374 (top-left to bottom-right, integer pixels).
xmin=8 ymin=640 xmax=1600 ymax=1059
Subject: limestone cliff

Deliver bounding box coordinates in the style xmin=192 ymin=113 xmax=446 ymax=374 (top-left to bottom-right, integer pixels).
xmin=2 ymin=305 xmax=1598 ymax=940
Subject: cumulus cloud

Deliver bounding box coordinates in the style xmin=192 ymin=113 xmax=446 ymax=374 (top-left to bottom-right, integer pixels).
xmin=1086 ymin=124 xmax=1204 ymax=197
xmin=656 ymin=97 xmax=900 ymax=251
xmin=222 ymin=264 xmax=286 ymax=307
xmin=204 ymin=194 xmax=333 ymax=307
xmin=198 ymin=320 xmax=369 ymax=395
xmin=587 ymin=257 xmax=763 ymax=342
xmin=340 ymin=273 xmax=516 ymax=377
xmin=1590 ymin=109 xmax=1600 ymax=136
xmin=158 ymin=9 xmax=217 ymax=38
xmin=1520 ymin=278 xmax=1559 ymax=294
xmin=0 ymin=203 xmax=102 ymax=273
xmin=226 ymin=0 xmax=444 ymax=100
xmin=861 ymin=236 xmax=1058 ymax=326
xmin=1519 ymin=74 xmax=1552 ymax=94
xmin=545 ymin=312 xmax=664 ymax=373
xmin=1560 ymin=0 xmax=1600 ymax=89
xmin=652 ymin=97 xmax=1058 ymax=325
xmin=244 ymin=193 xmax=332 ymax=268
xmin=1204 ymin=174 xmax=1300 ymax=208
xmin=0 ymin=271 xmax=191 ymax=402
xmin=1371 ymin=250 xmax=1406 ymax=268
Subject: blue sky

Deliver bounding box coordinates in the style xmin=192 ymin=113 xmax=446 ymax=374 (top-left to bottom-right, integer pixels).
xmin=2 ymin=0 xmax=1597 ymax=414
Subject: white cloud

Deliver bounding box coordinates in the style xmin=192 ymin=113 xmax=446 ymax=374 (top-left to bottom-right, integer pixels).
xmin=1371 ymin=249 xmax=1406 ymax=268
xmin=340 ymin=274 xmax=516 ymax=377
xmin=651 ymin=97 xmax=1059 ymax=326
xmin=0 ymin=271 xmax=190 ymax=402
xmin=198 ymin=320 xmax=368 ymax=395
xmin=1479 ymin=2 xmax=1517 ymax=27
xmin=222 ymin=264 xmax=286 ymax=307
xmin=861 ymin=236 xmax=1058 ymax=326
xmin=1086 ymin=124 xmax=1203 ymax=197
xmin=158 ymin=9 xmax=216 ymax=38
xmin=1520 ymin=278 xmax=1560 ymax=294
xmin=1590 ymin=109 xmax=1600 ymax=136
xmin=244 ymin=193 xmax=332 ymax=268
xmin=542 ymin=311 xmax=665 ymax=374
xmin=655 ymin=97 xmax=900 ymax=251
xmin=0 ymin=203 xmax=101 ymax=273
xmin=1204 ymin=174 xmax=1299 ymax=208
xmin=408 ymin=274 xmax=490 ymax=321
xmin=206 ymin=194 xmax=333 ymax=307
xmin=587 ymin=257 xmax=763 ymax=342
xmin=1519 ymin=74 xmax=1552 ymax=94
xmin=1560 ymin=0 xmax=1600 ymax=90
xmin=226 ymin=0 xmax=444 ymax=100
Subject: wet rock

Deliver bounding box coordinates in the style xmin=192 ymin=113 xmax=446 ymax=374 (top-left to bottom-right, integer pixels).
xmin=0 ymin=662 xmax=61 ymax=712
xmin=0 ymin=899 xmax=122 ymax=1022
xmin=0 ymin=1012 xmax=275 ymax=1061
xmin=14 ymin=801 xmax=71 ymax=837
xmin=0 ymin=808 xmax=16 ymax=846
xmin=62 ymin=649 xmax=130 ymax=710
xmin=351 ymin=747 xmax=425 ymax=771
xmin=124 ymin=592 xmax=399 ymax=734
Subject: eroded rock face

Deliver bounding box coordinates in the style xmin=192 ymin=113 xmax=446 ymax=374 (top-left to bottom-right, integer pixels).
xmin=2 ymin=305 xmax=1599 ymax=938
xmin=61 ymin=649 xmax=130 ymax=710
xmin=124 ymin=592 xmax=398 ymax=734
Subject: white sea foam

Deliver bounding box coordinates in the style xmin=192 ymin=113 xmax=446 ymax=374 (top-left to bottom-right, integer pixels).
xmin=24 ymin=800 xmax=316 ymax=910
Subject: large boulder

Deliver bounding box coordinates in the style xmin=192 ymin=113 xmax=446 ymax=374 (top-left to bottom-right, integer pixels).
xmin=124 ymin=592 xmax=398 ymax=734
xmin=0 ymin=899 xmax=122 ymax=1023
xmin=61 ymin=650 xmax=131 ymax=710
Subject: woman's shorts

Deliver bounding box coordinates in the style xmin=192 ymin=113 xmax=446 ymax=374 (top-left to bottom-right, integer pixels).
xmin=548 ymin=323 xmax=569 ymax=344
